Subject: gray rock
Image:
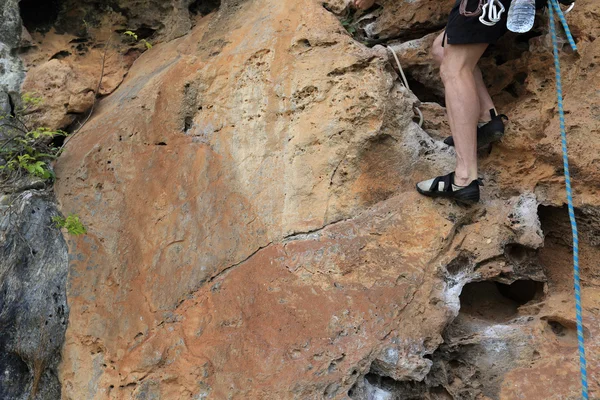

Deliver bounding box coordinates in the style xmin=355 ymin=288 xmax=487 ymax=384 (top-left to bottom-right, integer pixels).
xmin=0 ymin=0 xmax=25 ymax=114
xmin=0 ymin=188 xmax=69 ymax=400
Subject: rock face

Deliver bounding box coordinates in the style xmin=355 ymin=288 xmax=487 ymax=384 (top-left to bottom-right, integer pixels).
xmin=17 ymin=0 xmax=224 ymax=130
xmin=0 ymin=2 xmax=70 ymax=400
xmin=0 ymin=183 xmax=69 ymax=400
xmin=13 ymin=0 xmax=596 ymax=398
xmin=0 ymin=0 xmax=24 ymax=113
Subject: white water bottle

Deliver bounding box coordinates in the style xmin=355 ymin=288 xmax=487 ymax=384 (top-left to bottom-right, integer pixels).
xmin=507 ymin=0 xmax=536 ymax=33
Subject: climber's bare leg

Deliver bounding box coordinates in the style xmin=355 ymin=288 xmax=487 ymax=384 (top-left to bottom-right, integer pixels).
xmin=431 ymin=32 xmax=494 ymax=122
xmin=473 ymin=66 xmax=495 ymax=122
xmin=440 ymin=42 xmax=489 ymax=186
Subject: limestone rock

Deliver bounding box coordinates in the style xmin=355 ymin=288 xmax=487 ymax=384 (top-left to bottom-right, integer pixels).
xmin=22 ymin=59 xmax=97 ymax=129
xmin=356 ymin=0 xmax=455 ymax=42
xmin=0 ymin=0 xmax=25 ymax=113
xmin=15 ymin=0 xmax=599 ymax=399
xmin=0 ymin=185 xmax=69 ymax=400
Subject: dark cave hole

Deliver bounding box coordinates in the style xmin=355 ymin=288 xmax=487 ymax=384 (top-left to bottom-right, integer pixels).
xmin=548 ymin=320 xmax=568 ymax=336
xmin=351 ymin=373 xmax=453 ymax=400
xmin=50 ymin=50 xmax=71 ymax=60
xmin=184 ymin=116 xmax=194 ymax=132
xmin=496 ymin=279 xmax=543 ymax=304
xmin=537 ymin=203 xmax=600 ymax=289
xmin=446 ymin=254 xmax=470 ymax=276
xmin=459 ymin=279 xmax=543 ymax=321
xmin=50 ymin=131 xmax=67 ymax=148
xmin=538 ymin=205 xmax=572 ymax=244
xmin=189 ymin=0 xmax=221 ymax=16
xmin=542 ymin=316 xmax=587 ymax=343
xmin=132 ymin=25 xmax=156 ymax=41
xmin=503 ymin=72 xmax=528 ymax=98
xmin=19 ymin=0 xmax=63 ymax=33
xmin=364 ymin=374 xmax=427 ymax=399
xmin=504 ymin=243 xmax=536 ymax=265
xmin=405 ymin=75 xmax=445 ymax=106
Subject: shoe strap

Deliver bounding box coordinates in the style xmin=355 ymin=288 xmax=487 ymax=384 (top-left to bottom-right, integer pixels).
xmin=430 ymin=172 xmax=455 ymax=193
xmin=489 ymin=108 xmax=508 ymax=121
xmin=430 ymin=173 xmax=484 ymax=192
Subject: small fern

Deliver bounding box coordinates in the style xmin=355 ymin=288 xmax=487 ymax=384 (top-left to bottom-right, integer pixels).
xmin=140 ymin=39 xmax=152 ymax=50
xmin=123 ymin=30 xmax=138 ymax=40
xmin=52 ymin=214 xmax=87 ymax=235
xmin=123 ymin=30 xmax=153 ymax=50
xmin=0 ymin=94 xmax=67 ymax=182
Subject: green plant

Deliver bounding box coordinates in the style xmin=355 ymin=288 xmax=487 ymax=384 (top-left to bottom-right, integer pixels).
xmin=5 ymin=155 xmax=52 ymax=179
xmin=123 ymin=30 xmax=138 ymax=40
xmin=52 ymin=214 xmax=87 ymax=235
xmin=141 ymin=39 xmax=152 ymax=50
xmin=341 ymin=18 xmax=357 ymax=35
xmin=340 ymin=7 xmax=358 ymax=35
xmin=123 ymin=30 xmax=152 ymax=50
xmin=20 ymin=92 xmax=43 ymax=109
xmin=0 ymin=94 xmax=67 ymax=183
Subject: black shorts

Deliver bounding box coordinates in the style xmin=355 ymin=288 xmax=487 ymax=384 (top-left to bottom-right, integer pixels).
xmin=444 ymin=0 xmax=512 ymax=45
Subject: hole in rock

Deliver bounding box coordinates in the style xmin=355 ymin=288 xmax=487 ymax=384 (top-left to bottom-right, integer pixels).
xmin=131 ymin=25 xmax=156 ymax=41
xmin=446 ymin=254 xmax=470 ymax=276
xmin=189 ymin=0 xmax=221 ymax=16
xmin=50 ymin=50 xmax=71 ymax=60
xmin=503 ymin=72 xmax=528 ymax=98
xmin=184 ymin=116 xmax=193 ymax=132
xmin=538 ymin=205 xmax=600 ymax=290
xmin=541 ymin=316 xmax=586 ymax=345
xmin=459 ymin=280 xmax=543 ymax=322
xmin=503 ymin=243 xmax=535 ymax=265
xmin=351 ymin=373 xmax=444 ymax=400
xmin=405 ymin=75 xmax=445 ymax=106
xmin=19 ymin=0 xmax=63 ymax=32
xmin=548 ymin=320 xmax=568 ymax=336
xmin=50 ymin=132 xmax=67 ymax=148
xmin=496 ymin=279 xmax=543 ymax=304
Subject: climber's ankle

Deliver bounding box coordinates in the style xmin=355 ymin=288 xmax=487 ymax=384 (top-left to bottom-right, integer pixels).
xmin=479 ymin=112 xmax=492 ymax=124
xmin=454 ymin=170 xmax=477 ymax=186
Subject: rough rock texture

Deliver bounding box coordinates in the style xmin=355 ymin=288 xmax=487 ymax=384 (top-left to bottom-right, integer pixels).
xmin=0 ymin=183 xmax=69 ymax=400
xmin=0 ymin=0 xmax=24 ymax=113
xmin=323 ymin=0 xmax=454 ymax=42
xmin=1 ymin=2 xmax=70 ymax=399
xmin=33 ymin=0 xmax=600 ymax=399
xmin=17 ymin=0 xmax=226 ymax=130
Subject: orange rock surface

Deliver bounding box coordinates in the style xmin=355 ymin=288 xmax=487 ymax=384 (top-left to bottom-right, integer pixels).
xmin=32 ymin=0 xmax=600 ymax=398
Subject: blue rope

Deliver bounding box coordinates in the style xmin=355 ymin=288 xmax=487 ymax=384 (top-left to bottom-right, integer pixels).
xmin=548 ymin=1 xmax=588 ymax=398
xmin=550 ymin=0 xmax=577 ymax=51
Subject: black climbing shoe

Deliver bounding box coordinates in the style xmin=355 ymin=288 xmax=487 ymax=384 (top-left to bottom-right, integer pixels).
xmin=416 ymin=172 xmax=483 ymax=205
xmin=443 ymin=109 xmax=508 ymax=149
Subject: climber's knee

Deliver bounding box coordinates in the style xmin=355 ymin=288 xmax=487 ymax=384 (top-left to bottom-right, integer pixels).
xmin=440 ymin=43 xmax=488 ymax=84
xmin=440 ymin=58 xmax=464 ymax=84
xmin=431 ymin=32 xmax=445 ymax=66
